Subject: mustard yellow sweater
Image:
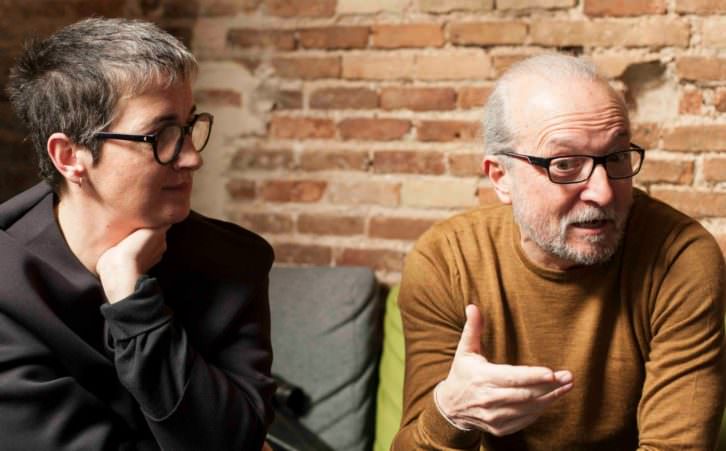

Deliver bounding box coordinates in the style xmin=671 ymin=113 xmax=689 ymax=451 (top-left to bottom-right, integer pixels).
xmin=393 ymin=190 xmax=726 ymax=450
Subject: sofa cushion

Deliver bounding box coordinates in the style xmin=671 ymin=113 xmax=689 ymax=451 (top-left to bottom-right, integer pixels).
xmin=268 ymin=266 xmax=381 ymax=451
xmin=373 ymin=285 xmax=405 ymax=451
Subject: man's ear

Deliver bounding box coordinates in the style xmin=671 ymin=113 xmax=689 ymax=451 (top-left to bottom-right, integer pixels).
xmin=482 ymin=155 xmax=512 ymax=204
xmin=47 ymin=132 xmax=88 ymax=186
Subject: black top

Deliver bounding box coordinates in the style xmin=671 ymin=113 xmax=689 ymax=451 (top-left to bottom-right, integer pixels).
xmin=0 ymin=182 xmax=275 ymax=451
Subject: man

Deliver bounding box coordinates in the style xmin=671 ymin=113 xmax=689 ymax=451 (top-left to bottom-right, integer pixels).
xmin=0 ymin=18 xmax=274 ymax=450
xmin=392 ymin=54 xmax=726 ymax=450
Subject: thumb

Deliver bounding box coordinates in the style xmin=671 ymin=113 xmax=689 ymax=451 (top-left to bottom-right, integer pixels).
xmin=455 ymin=304 xmax=483 ymax=357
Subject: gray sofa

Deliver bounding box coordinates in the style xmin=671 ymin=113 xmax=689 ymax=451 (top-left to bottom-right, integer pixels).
xmin=268 ymin=266 xmax=382 ymax=451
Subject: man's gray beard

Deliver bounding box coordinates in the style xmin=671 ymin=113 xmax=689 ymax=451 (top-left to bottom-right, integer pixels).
xmin=512 ymin=201 xmax=628 ymax=266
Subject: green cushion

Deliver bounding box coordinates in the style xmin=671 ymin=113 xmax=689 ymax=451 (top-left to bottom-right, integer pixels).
xmin=373 ymin=285 xmax=405 ymax=451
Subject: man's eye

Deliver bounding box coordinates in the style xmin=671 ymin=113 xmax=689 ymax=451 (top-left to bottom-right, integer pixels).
xmin=552 ymin=158 xmax=582 ymax=172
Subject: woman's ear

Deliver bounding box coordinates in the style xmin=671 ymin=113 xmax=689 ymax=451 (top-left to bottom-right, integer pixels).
xmin=47 ymin=132 xmax=88 ymax=186
xmin=482 ymin=155 xmax=513 ymax=204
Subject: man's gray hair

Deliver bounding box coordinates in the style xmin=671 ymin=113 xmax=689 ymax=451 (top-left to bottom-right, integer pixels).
xmin=6 ymin=17 xmax=198 ymax=190
xmin=483 ymin=54 xmax=605 ymax=161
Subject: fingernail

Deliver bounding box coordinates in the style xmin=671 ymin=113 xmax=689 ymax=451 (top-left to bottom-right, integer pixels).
xmin=555 ymin=371 xmax=573 ymax=384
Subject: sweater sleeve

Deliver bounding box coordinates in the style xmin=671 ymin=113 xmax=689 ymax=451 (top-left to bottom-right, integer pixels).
xmin=391 ymin=235 xmax=483 ymax=450
xmin=0 ymin=309 xmax=158 ymax=451
xmin=100 ymin=275 xmax=273 ymax=451
xmin=636 ymin=225 xmax=726 ymax=450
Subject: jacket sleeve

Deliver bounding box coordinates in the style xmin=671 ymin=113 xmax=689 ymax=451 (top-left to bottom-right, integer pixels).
xmin=100 ymin=275 xmax=274 ymax=451
xmin=391 ymin=236 xmax=483 ymax=451
xmin=636 ymin=225 xmax=726 ymax=450
xmin=0 ymin=310 xmax=158 ymax=451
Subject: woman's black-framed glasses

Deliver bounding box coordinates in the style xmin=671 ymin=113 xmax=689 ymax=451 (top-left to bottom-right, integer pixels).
xmin=94 ymin=112 xmax=214 ymax=165
xmin=498 ymin=143 xmax=645 ymax=184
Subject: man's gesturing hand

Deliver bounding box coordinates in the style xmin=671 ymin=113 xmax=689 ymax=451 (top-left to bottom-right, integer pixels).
xmin=96 ymin=227 xmax=170 ymax=303
xmin=435 ymin=304 xmax=573 ymax=436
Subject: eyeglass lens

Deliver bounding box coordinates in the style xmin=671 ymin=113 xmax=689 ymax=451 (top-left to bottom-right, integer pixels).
xmin=155 ymin=115 xmax=212 ymax=163
xmin=548 ymin=150 xmax=643 ymax=183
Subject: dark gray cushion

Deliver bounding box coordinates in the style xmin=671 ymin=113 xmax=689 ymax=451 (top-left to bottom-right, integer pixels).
xmin=269 ymin=266 xmax=381 ymax=451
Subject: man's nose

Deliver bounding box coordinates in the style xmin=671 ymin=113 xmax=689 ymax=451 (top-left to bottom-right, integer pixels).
xmin=581 ymin=163 xmax=614 ymax=205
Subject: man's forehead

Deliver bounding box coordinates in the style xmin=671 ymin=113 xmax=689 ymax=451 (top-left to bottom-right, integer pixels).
xmin=508 ymin=76 xmax=629 ymax=141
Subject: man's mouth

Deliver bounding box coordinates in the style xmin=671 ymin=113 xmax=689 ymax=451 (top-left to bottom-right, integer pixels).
xmin=571 ymin=219 xmax=610 ymax=229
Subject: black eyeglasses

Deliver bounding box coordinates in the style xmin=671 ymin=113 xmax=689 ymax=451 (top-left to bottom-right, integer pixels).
xmin=94 ymin=112 xmax=214 ymax=165
xmin=498 ymin=143 xmax=645 ymax=184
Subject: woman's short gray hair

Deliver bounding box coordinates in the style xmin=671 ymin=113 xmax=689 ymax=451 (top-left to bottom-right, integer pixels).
xmin=6 ymin=17 xmax=198 ymax=190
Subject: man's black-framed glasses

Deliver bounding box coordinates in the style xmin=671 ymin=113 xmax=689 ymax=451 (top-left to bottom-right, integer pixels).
xmin=499 ymin=143 xmax=645 ymax=184
xmin=94 ymin=112 xmax=214 ymax=165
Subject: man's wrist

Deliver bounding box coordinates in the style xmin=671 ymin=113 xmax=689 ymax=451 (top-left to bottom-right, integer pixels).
xmin=433 ymin=380 xmax=473 ymax=432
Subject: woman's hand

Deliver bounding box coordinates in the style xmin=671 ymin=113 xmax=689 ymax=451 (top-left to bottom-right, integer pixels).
xmin=96 ymin=226 xmax=170 ymax=303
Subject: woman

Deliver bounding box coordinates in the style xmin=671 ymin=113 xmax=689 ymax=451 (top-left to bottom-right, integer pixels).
xmin=1 ymin=17 xmax=274 ymax=450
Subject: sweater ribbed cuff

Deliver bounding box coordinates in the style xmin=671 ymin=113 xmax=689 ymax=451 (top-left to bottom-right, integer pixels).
xmin=420 ymin=391 xmax=481 ymax=448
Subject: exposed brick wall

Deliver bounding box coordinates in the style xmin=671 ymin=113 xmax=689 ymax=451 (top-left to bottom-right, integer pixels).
xmin=2 ymin=0 xmax=726 ymax=284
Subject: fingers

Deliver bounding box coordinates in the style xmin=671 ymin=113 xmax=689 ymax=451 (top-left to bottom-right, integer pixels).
xmin=455 ymin=304 xmax=483 ymax=356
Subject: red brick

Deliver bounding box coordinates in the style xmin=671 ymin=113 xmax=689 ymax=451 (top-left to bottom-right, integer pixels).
xmin=298 ymin=214 xmax=365 ymax=235
xmin=226 ymin=29 xmax=296 ymax=50
xmin=478 ymin=186 xmax=499 ymax=205
xmin=226 ymin=179 xmax=256 ymax=200
xmin=419 ymin=0 xmax=494 ymax=13
xmin=676 ymin=57 xmax=726 ymax=82
xmin=328 ymin=180 xmax=401 ymax=206
xmin=298 ymin=27 xmax=369 ymax=49
xmin=675 ymin=0 xmax=726 ymax=14
xmin=371 ymin=24 xmax=445 ymax=48
xmin=272 ymin=57 xmax=341 ymax=79
xmin=492 ymin=54 xmax=534 ymax=77
xmin=650 ymin=188 xmax=726 ymax=218
xmin=194 ymin=89 xmax=243 ymax=107
xmin=373 ymin=150 xmax=446 ymax=175
xmin=264 ymin=0 xmax=336 ymax=17
xmin=339 ymin=118 xmax=411 ymax=141
xmin=458 ymin=86 xmax=492 ymax=109
xmin=703 ymin=157 xmax=726 ymax=183
xmin=310 ymin=88 xmax=379 ymax=110
xmin=201 ymin=0 xmax=262 ymax=15
xmin=337 ymin=248 xmax=407 ymax=272
xmin=715 ymin=88 xmax=726 ymax=113
xmin=678 ymin=90 xmax=702 ymax=114
xmin=238 ymin=212 xmax=294 ymax=234
xmin=272 ymin=90 xmax=303 ymax=110
xmin=631 ymin=123 xmax=661 ymax=149
xmin=448 ymin=21 xmax=527 ymax=46
xmin=300 ymin=150 xmax=369 ymax=171
xmin=449 ymin=153 xmax=484 ymax=176
xmin=261 ymin=180 xmax=327 ymax=202
xmin=417 ymin=120 xmax=481 ymax=142
xmin=231 ymin=148 xmax=294 ymax=170
xmin=414 ymin=51 xmax=493 ymax=80
xmin=270 ymin=117 xmax=336 ymax=140
xmin=342 ymin=54 xmax=415 ymax=80
xmin=274 ymin=242 xmax=333 ymax=265
xmin=402 ymin=179 xmax=479 ymax=208
xmin=636 ymin=158 xmax=694 ymax=184
xmin=530 ymin=19 xmax=690 ymax=48
xmin=380 ymin=87 xmax=457 ymax=111
xmin=662 ymin=125 xmax=726 ymax=152
xmin=369 ymin=216 xmax=437 ymax=240
xmin=584 ymin=0 xmax=666 ymax=16
xmin=497 ymin=0 xmax=575 ymax=8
